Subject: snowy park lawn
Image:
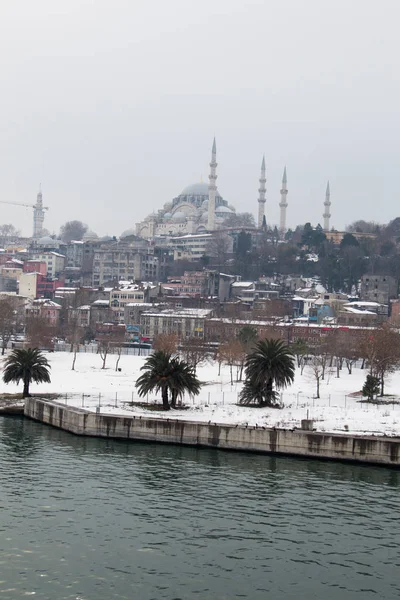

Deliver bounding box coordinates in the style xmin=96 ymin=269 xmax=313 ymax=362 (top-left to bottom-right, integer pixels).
xmin=2 ymin=350 xmax=400 ymax=437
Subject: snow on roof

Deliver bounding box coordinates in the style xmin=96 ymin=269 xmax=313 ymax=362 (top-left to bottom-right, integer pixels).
xmin=142 ymin=308 xmax=212 ymax=318
xmin=343 ymin=307 xmax=376 ymax=315
xmin=77 ymin=305 xmax=91 ymax=310
xmin=344 ymin=301 xmax=384 ymax=308
xmin=92 ymin=299 xmax=110 ymax=306
xmin=32 ymin=299 xmax=62 ymax=308
xmin=231 ymin=281 xmax=254 ymax=288
xmin=125 ymin=302 xmax=158 ymax=307
xmin=171 ymin=233 xmax=212 ymax=240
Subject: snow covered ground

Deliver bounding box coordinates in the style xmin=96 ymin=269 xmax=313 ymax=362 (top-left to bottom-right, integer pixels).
xmin=2 ymin=350 xmax=400 ymax=437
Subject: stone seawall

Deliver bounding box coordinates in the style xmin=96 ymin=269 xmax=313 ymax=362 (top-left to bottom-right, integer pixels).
xmin=24 ymin=398 xmax=400 ymax=467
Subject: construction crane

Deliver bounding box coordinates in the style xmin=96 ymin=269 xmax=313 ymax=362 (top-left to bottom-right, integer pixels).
xmin=0 ymin=190 xmax=49 ymax=239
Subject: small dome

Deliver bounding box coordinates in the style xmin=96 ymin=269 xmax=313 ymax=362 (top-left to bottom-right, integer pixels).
xmin=202 ymin=199 xmax=209 ymax=208
xmin=163 ymin=212 xmax=172 ymax=219
xmin=37 ymin=235 xmax=57 ymax=245
xmin=120 ymin=228 xmax=136 ymax=239
xmin=200 ymin=212 xmax=208 ymax=223
xmin=163 ymin=201 xmax=173 ymax=211
xmin=216 ymin=205 xmax=233 ymax=214
xmin=83 ymin=230 xmax=98 ymax=241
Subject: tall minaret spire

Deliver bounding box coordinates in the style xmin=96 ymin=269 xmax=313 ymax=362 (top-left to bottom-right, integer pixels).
xmin=279 ymin=166 xmax=288 ymax=237
xmin=33 ymin=188 xmax=45 ymax=239
xmin=323 ymin=181 xmax=331 ymax=231
xmin=257 ymin=155 xmax=266 ymax=228
xmin=207 ymin=137 xmax=217 ymax=231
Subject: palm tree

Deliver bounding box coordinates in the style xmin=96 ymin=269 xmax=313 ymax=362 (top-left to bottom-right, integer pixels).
xmin=168 ymin=357 xmax=201 ymax=408
xmin=239 ymin=339 xmax=295 ymax=407
xmin=3 ymin=348 xmax=51 ymax=398
xmin=136 ymin=350 xmax=201 ymax=410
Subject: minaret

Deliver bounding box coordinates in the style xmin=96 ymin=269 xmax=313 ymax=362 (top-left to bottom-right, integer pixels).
xmin=257 ymin=155 xmax=266 ymax=228
xmin=207 ymin=137 xmax=217 ymax=231
xmin=323 ymin=181 xmax=331 ymax=231
xmin=279 ymin=167 xmax=288 ymax=236
xmin=33 ymin=188 xmax=45 ymax=239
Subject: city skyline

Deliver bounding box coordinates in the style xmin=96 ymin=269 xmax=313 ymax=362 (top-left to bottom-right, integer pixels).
xmin=1 ymin=0 xmax=399 ymax=236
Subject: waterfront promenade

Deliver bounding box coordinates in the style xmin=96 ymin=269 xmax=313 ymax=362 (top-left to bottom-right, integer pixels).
xmin=24 ymin=397 xmax=400 ymax=467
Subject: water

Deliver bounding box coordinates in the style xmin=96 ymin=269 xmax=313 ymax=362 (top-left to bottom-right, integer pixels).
xmin=0 ymin=418 xmax=399 ymax=600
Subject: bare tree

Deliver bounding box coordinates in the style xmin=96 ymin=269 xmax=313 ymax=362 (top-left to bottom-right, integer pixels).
xmin=328 ymin=331 xmax=347 ymax=378
xmin=218 ymin=338 xmax=243 ymax=385
xmin=65 ymin=316 xmax=84 ymax=370
xmin=180 ymin=337 xmax=208 ymax=374
xmin=236 ymin=325 xmax=258 ymax=380
xmin=291 ymin=339 xmax=308 ymax=369
xmin=153 ymin=333 xmax=178 ymax=355
xmin=0 ymin=224 xmax=21 ymax=246
xmin=308 ymin=355 xmax=324 ymax=399
xmin=99 ymin=340 xmax=110 ymax=370
xmin=222 ymin=212 xmax=255 ymax=228
xmin=360 ymin=325 xmax=400 ymax=396
xmin=206 ymin=231 xmax=232 ymax=266
xmin=0 ymin=298 xmax=16 ymax=355
xmin=312 ymin=340 xmax=331 ymax=380
xmin=115 ymin=344 xmax=123 ymax=371
xmin=26 ymin=315 xmax=55 ymax=349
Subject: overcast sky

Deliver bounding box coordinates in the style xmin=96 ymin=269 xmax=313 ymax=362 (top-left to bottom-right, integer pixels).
xmin=1 ymin=0 xmax=399 ymax=237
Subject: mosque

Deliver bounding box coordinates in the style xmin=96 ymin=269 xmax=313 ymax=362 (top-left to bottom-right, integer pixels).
xmin=134 ymin=139 xmax=238 ymax=239
xmin=133 ymin=139 xmax=331 ymax=240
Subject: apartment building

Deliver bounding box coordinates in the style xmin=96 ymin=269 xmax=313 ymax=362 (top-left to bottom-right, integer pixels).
xmin=360 ymin=275 xmax=397 ymax=305
xmin=92 ymin=242 xmax=159 ymax=286
xmin=31 ymin=252 xmax=65 ymax=278
xmin=140 ymin=307 xmax=213 ymax=340
xmin=65 ymin=241 xmax=84 ymax=269
xmin=110 ymin=283 xmax=158 ymax=323
xmin=169 ymin=233 xmax=213 ymax=262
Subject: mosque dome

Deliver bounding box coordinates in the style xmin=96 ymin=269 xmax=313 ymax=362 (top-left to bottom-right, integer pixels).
xmin=82 ymin=229 xmax=99 ymax=242
xmin=180 ymin=182 xmax=210 ymax=196
xmin=199 ymin=212 xmax=208 ymax=223
xmin=163 ymin=212 xmax=172 ymax=219
xmin=37 ymin=235 xmax=57 ymax=245
xmin=201 ymin=199 xmax=209 ymax=208
xmin=172 ymin=211 xmax=186 ymax=221
xmin=216 ymin=205 xmax=233 ymax=214
xmin=120 ymin=228 xmax=137 ymax=239
xmin=163 ymin=201 xmax=173 ymax=211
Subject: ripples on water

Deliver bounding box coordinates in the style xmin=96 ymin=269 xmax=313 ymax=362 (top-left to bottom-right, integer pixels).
xmin=0 ymin=417 xmax=399 ymax=600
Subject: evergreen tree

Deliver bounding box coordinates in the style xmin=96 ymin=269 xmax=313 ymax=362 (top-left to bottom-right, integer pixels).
xmin=362 ymin=374 xmax=380 ymax=401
